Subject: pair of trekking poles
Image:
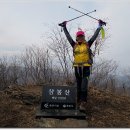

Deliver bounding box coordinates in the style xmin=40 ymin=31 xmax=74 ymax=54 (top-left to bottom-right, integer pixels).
xmin=59 ymin=6 xmax=106 ymax=26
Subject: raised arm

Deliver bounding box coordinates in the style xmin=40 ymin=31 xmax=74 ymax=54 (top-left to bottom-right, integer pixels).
xmin=88 ymin=19 xmax=106 ymax=48
xmin=59 ymin=21 xmax=75 ymax=47
xmin=87 ymin=26 xmax=101 ymax=47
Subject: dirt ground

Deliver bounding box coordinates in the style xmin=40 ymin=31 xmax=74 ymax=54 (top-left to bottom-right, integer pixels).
xmin=0 ymin=85 xmax=130 ymax=128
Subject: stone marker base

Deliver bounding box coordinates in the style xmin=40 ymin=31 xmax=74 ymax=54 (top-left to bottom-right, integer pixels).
xmin=36 ymin=108 xmax=86 ymax=119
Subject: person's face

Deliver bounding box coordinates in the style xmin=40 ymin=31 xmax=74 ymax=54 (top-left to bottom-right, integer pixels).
xmin=76 ymin=35 xmax=85 ymax=43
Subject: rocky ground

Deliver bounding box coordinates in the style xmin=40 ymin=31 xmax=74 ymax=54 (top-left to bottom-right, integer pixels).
xmin=0 ymin=85 xmax=130 ymax=128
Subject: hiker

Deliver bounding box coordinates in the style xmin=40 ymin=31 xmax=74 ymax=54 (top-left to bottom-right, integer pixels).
xmin=59 ymin=20 xmax=105 ymax=111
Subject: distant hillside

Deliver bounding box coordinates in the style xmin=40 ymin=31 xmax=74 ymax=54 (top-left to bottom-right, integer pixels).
xmin=0 ymin=85 xmax=130 ymax=128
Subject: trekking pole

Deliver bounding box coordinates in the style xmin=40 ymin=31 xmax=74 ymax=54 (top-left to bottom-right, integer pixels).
xmin=58 ymin=9 xmax=96 ymax=26
xmin=67 ymin=9 xmax=96 ymax=23
xmin=69 ymin=6 xmax=98 ymax=21
xmin=69 ymin=6 xmax=106 ymax=25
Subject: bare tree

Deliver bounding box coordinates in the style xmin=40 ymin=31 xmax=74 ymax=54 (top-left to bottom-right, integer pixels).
xmin=90 ymin=59 xmax=118 ymax=91
xmin=0 ymin=57 xmax=8 ymax=89
xmin=7 ymin=56 xmax=21 ymax=85
xmin=20 ymin=44 xmax=55 ymax=85
xmin=47 ymin=26 xmax=73 ymax=84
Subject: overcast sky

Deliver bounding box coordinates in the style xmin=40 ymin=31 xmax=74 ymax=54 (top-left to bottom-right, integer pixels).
xmin=0 ymin=0 xmax=130 ymax=69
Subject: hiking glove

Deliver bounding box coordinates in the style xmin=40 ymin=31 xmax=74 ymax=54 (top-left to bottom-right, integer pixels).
xmin=98 ymin=19 xmax=106 ymax=26
xmin=59 ymin=21 xmax=67 ymax=27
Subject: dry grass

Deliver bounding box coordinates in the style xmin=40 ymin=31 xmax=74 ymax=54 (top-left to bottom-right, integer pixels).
xmin=0 ymin=85 xmax=130 ymax=128
xmin=87 ymin=87 xmax=130 ymax=127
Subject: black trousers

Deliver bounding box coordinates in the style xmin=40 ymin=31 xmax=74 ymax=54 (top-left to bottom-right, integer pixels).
xmin=74 ymin=66 xmax=90 ymax=102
